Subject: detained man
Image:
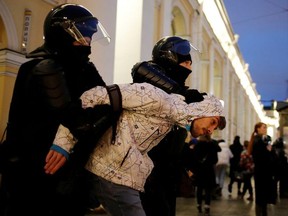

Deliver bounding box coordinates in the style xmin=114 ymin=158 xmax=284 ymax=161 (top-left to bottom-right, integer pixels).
xmin=45 ymin=82 xmax=226 ymax=216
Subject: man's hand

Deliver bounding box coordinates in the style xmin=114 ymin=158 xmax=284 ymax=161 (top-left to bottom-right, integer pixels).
xmin=187 ymin=170 xmax=194 ymax=178
xmin=44 ymin=150 xmax=67 ymax=174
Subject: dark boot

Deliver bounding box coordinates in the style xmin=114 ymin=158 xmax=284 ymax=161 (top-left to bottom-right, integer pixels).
xmin=255 ymin=204 xmax=267 ymax=216
xmin=204 ymin=205 xmax=210 ymax=216
xmin=218 ymin=187 xmax=223 ymax=196
xmin=255 ymin=204 xmax=261 ymax=216
xmin=262 ymin=205 xmax=267 ymax=216
xmin=197 ymin=205 xmax=202 ymax=213
xmin=228 ymin=184 xmax=232 ymax=193
xmin=247 ymin=194 xmax=253 ymax=201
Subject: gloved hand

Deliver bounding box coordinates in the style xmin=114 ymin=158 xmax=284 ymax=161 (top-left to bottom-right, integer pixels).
xmin=185 ymin=89 xmax=207 ymax=103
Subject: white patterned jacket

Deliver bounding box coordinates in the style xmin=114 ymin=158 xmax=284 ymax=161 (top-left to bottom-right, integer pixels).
xmin=54 ymin=83 xmax=224 ymax=191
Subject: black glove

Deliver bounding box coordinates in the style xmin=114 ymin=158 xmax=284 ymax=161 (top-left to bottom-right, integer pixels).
xmin=61 ymin=100 xmax=113 ymax=138
xmin=185 ymin=89 xmax=207 ymax=103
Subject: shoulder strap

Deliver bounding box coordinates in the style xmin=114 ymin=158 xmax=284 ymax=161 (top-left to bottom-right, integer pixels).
xmin=105 ymin=84 xmax=122 ymax=144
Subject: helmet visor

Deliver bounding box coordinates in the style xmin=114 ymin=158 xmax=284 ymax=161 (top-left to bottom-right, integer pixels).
xmin=172 ymin=40 xmax=199 ymax=55
xmin=172 ymin=40 xmax=201 ymax=63
xmin=91 ymin=21 xmax=111 ymax=45
xmin=75 ymin=17 xmax=98 ymax=38
xmin=64 ymin=17 xmax=111 ymax=46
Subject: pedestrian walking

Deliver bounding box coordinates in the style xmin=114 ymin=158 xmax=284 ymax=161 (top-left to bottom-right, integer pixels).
xmin=215 ymin=139 xmax=233 ymax=197
xmin=248 ymin=122 xmax=278 ymax=216
xmin=228 ymin=136 xmax=243 ymax=197
xmin=239 ymin=140 xmax=254 ymax=201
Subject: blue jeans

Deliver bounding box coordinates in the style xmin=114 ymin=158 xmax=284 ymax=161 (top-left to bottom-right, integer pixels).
xmin=88 ymin=172 xmax=146 ymax=216
xmin=215 ymin=164 xmax=228 ymax=189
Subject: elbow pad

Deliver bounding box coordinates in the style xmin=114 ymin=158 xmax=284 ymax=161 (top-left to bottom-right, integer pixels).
xmin=131 ymin=61 xmax=181 ymax=94
xmin=33 ymin=59 xmax=71 ymax=109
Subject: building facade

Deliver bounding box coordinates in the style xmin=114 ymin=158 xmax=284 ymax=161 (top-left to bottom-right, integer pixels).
xmin=0 ymin=0 xmax=279 ymax=144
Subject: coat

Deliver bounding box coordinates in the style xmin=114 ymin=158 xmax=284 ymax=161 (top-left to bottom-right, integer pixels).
xmin=185 ymin=138 xmax=220 ymax=188
xmin=217 ymin=141 xmax=233 ymax=166
xmin=252 ymin=135 xmax=277 ymax=205
xmin=54 ymin=83 xmax=224 ymax=191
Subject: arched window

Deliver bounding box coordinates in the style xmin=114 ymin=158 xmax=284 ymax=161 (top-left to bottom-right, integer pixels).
xmin=0 ymin=17 xmax=8 ymax=49
xmin=171 ymin=6 xmax=186 ymax=36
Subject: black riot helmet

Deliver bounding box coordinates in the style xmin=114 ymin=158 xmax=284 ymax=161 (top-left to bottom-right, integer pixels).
xmin=43 ymin=3 xmax=110 ymax=51
xmin=152 ymin=36 xmax=198 ymax=66
xmin=151 ymin=36 xmax=199 ymax=87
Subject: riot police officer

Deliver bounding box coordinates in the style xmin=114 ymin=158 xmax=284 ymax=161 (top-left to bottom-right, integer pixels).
xmin=131 ymin=36 xmax=205 ymax=216
xmin=1 ymin=4 xmax=112 ymax=216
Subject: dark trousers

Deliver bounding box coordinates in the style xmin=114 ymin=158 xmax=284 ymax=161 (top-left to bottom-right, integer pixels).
xmin=196 ymin=185 xmax=212 ymax=207
xmin=140 ymin=177 xmax=177 ymax=216
xmin=242 ymin=173 xmax=253 ymax=197
xmin=228 ymin=173 xmax=242 ymax=193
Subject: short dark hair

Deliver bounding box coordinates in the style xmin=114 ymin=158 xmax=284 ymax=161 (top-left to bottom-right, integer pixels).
xmin=218 ymin=116 xmax=226 ymax=130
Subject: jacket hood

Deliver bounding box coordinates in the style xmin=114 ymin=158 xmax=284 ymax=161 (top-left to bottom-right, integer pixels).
xmin=188 ymin=94 xmax=224 ymax=120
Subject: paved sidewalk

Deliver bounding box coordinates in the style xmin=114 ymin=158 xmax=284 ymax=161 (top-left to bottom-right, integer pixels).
xmin=176 ymin=177 xmax=288 ymax=216
xmin=176 ymin=191 xmax=288 ymax=216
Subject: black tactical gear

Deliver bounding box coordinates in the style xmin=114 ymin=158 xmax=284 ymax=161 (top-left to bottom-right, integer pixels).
xmin=132 ymin=36 xmax=205 ymax=216
xmin=1 ymin=4 xmax=113 ymax=216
